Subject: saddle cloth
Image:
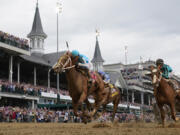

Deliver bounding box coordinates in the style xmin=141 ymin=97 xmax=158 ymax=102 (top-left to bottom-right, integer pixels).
xmin=90 ymin=71 xmax=97 ymax=82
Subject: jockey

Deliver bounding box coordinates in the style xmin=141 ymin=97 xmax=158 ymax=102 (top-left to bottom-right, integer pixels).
xmin=156 ymin=59 xmax=172 ymax=79
xmin=98 ymin=71 xmax=110 ymax=83
xmin=71 ymin=50 xmax=90 ymax=69
xmin=156 ymin=59 xmax=179 ymax=90
xmin=71 ymin=50 xmax=92 ymax=81
xmin=98 ymin=70 xmax=116 ymax=90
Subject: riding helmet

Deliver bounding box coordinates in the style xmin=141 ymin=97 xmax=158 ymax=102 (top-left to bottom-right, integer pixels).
xmin=72 ymin=50 xmax=79 ymax=57
xmin=156 ymin=59 xmax=164 ymax=66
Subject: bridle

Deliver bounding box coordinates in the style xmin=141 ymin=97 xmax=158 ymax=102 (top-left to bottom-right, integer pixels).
xmin=55 ymin=55 xmax=75 ymax=71
xmin=151 ymin=68 xmax=162 ymax=87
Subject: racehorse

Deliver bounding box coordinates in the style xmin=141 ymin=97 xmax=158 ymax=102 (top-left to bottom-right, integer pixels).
xmin=148 ymin=65 xmax=180 ymax=127
xmin=52 ymin=51 xmax=105 ymax=123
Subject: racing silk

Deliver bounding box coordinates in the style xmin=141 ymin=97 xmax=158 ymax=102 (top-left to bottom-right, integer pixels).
xmin=98 ymin=71 xmax=110 ymax=83
xmin=78 ymin=54 xmax=89 ymax=64
xmin=77 ymin=54 xmax=90 ymax=69
xmin=104 ymin=73 xmax=110 ymax=83
xmin=161 ymin=64 xmax=172 ymax=79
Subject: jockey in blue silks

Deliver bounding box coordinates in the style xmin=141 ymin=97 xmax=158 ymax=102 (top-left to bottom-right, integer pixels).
xmin=98 ymin=70 xmax=115 ymax=89
xmin=71 ymin=50 xmax=90 ymax=69
xmin=98 ymin=71 xmax=110 ymax=83
xmin=156 ymin=59 xmax=179 ymax=90
xmin=71 ymin=50 xmax=92 ymax=82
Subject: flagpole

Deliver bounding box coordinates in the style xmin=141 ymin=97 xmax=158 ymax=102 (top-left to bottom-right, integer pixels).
xmin=56 ymin=1 xmax=62 ymax=91
xmin=125 ymin=46 xmax=128 ymax=65
xmin=124 ymin=45 xmax=129 ymax=106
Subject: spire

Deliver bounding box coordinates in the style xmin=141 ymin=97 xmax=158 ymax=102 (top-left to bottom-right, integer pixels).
xmin=91 ymin=30 xmax=104 ymax=63
xmin=36 ymin=0 xmax=38 ymax=7
xmin=28 ymin=2 xmax=47 ymax=38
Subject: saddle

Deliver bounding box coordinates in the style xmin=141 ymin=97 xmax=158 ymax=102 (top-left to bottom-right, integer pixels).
xmin=76 ymin=66 xmax=97 ymax=83
xmin=76 ymin=67 xmax=87 ymax=76
xmin=164 ymin=78 xmax=180 ymax=91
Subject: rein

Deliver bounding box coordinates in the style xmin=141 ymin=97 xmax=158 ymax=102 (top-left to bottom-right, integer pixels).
xmin=154 ymin=72 xmax=162 ymax=87
xmin=58 ymin=55 xmax=75 ymax=70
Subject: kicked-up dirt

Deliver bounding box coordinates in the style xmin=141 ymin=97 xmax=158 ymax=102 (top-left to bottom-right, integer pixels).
xmin=0 ymin=122 xmax=180 ymax=135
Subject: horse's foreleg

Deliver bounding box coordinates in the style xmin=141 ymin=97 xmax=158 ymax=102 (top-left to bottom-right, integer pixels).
xmin=72 ymin=101 xmax=79 ymax=117
xmin=79 ymin=92 xmax=90 ymax=123
xmin=159 ymin=105 xmax=165 ymax=127
xmin=102 ymin=104 xmax=106 ymax=115
xmin=112 ymin=97 xmax=120 ymax=122
xmin=95 ymin=104 xmax=106 ymax=120
xmin=85 ymin=98 xmax=92 ymax=111
xmin=169 ymin=103 xmax=179 ymax=122
xmin=90 ymin=100 xmax=100 ymax=117
xmin=79 ymin=92 xmax=88 ymax=114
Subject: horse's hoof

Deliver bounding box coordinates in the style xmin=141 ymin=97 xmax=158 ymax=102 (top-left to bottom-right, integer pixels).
xmin=175 ymin=117 xmax=179 ymax=121
xmin=83 ymin=118 xmax=88 ymax=124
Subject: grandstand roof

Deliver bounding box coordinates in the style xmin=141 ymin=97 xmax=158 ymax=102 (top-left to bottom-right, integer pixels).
xmin=20 ymin=54 xmax=49 ymax=66
xmin=27 ymin=2 xmax=47 ymax=38
xmin=42 ymin=51 xmax=66 ymax=66
xmin=91 ymin=37 xmax=104 ymax=63
xmin=20 ymin=51 xmax=66 ymax=67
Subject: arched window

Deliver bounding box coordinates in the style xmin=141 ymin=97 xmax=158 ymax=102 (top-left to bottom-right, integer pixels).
xmin=37 ymin=38 xmax=40 ymax=48
xmin=32 ymin=39 xmax=35 ymax=48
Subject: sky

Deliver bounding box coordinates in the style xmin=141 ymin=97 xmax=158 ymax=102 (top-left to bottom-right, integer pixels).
xmin=0 ymin=0 xmax=180 ymax=74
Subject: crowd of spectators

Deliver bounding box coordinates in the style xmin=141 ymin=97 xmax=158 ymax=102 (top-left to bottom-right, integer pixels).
xmin=0 ymin=106 xmax=156 ymax=123
xmin=98 ymin=112 xmax=155 ymax=123
xmin=0 ymin=106 xmax=81 ymax=123
xmin=0 ymin=30 xmax=29 ymax=51
xmin=0 ymin=79 xmax=69 ymax=97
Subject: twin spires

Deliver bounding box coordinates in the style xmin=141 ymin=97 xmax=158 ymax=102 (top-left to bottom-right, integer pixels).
xmin=91 ymin=30 xmax=104 ymax=71
xmin=27 ymin=1 xmax=47 ymax=55
xmin=28 ymin=1 xmax=47 ymax=38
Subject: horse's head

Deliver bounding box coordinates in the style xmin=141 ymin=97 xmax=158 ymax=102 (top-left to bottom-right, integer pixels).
xmin=147 ymin=65 xmax=162 ymax=87
xmin=52 ymin=51 xmax=76 ymax=73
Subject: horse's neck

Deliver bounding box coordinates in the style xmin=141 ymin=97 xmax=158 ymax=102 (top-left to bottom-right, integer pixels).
xmin=65 ymin=68 xmax=78 ymax=82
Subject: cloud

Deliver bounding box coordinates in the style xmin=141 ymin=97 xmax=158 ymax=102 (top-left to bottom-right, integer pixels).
xmin=0 ymin=0 xmax=180 ymax=73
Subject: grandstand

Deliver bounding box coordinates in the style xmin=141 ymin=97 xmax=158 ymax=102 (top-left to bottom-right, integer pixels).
xmin=2 ymin=1 xmax=180 ymax=118
xmin=0 ymin=2 xmax=143 ymax=114
xmin=0 ymin=1 xmax=149 ymax=114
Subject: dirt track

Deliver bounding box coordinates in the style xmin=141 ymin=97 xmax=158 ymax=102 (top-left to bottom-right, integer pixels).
xmin=0 ymin=122 xmax=180 ymax=135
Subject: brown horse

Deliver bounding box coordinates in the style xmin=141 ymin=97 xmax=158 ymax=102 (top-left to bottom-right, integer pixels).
xmin=52 ymin=51 xmax=106 ymax=122
xmin=148 ymin=66 xmax=180 ymax=127
xmin=99 ymin=84 xmax=121 ymax=122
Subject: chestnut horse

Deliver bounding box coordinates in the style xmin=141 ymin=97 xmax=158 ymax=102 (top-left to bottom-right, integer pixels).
xmin=148 ymin=66 xmax=180 ymax=127
xmin=52 ymin=52 xmax=106 ymax=122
